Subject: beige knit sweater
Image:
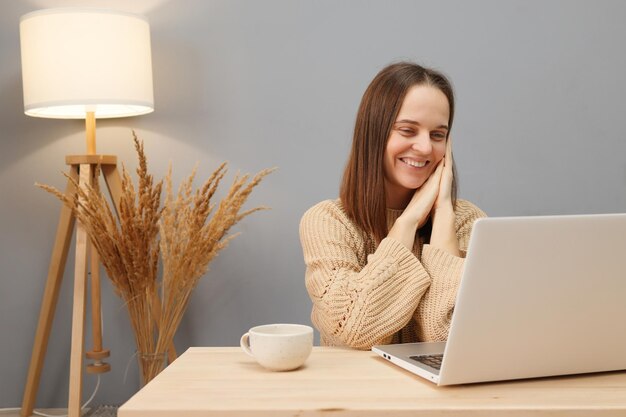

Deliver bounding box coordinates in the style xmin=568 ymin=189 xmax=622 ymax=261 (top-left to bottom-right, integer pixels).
xmin=299 ymin=199 xmax=486 ymax=350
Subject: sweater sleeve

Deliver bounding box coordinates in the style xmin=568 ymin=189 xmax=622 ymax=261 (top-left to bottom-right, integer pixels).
xmin=299 ymin=201 xmax=432 ymax=350
xmin=415 ymin=200 xmax=487 ymax=341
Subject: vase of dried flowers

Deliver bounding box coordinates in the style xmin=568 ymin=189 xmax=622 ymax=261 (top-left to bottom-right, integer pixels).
xmin=39 ymin=132 xmax=274 ymax=386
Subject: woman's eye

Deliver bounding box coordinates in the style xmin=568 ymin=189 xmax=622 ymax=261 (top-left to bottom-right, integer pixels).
xmin=431 ymin=132 xmax=447 ymax=141
xmin=398 ymin=128 xmax=414 ymax=136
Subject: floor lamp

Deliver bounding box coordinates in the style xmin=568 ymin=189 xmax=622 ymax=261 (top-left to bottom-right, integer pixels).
xmin=19 ymin=9 xmax=154 ymax=417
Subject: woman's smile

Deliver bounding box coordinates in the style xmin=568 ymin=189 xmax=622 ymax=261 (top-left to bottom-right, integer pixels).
xmin=399 ymin=157 xmax=429 ymax=169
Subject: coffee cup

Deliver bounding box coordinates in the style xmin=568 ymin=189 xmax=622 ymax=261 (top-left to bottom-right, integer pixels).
xmin=240 ymin=323 xmax=313 ymax=371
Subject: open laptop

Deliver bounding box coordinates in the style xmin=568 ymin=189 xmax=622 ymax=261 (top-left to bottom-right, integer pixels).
xmin=372 ymin=213 xmax=626 ymax=385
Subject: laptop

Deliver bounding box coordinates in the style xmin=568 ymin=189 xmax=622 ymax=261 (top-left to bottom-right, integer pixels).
xmin=372 ymin=213 xmax=626 ymax=385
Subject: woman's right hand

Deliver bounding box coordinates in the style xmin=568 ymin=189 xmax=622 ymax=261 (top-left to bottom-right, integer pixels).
xmin=388 ymin=161 xmax=444 ymax=249
xmin=402 ymin=161 xmax=444 ymax=227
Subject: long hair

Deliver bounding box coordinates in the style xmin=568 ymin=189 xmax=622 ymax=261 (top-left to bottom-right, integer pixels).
xmin=339 ymin=62 xmax=458 ymax=244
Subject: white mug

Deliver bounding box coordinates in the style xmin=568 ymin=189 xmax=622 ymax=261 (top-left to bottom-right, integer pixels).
xmin=240 ymin=323 xmax=313 ymax=371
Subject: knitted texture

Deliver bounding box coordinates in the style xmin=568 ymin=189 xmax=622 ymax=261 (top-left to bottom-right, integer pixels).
xmin=299 ymin=199 xmax=486 ymax=350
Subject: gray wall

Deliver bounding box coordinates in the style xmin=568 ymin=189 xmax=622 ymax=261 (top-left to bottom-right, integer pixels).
xmin=2 ymin=0 xmax=625 ymax=409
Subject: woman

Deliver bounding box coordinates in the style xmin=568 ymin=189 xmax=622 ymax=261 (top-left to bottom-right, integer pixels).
xmin=299 ymin=62 xmax=486 ymax=350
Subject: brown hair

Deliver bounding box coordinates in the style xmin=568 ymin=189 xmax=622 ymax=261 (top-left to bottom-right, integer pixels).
xmin=339 ymin=62 xmax=458 ymax=244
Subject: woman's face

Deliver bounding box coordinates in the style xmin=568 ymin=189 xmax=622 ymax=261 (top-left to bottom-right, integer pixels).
xmin=383 ymin=84 xmax=450 ymax=208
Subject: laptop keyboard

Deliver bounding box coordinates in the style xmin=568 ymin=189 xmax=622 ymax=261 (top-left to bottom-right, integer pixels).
xmin=410 ymin=354 xmax=444 ymax=370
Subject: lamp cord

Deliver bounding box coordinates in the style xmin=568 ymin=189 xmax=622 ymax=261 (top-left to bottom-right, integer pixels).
xmin=0 ymin=374 xmax=100 ymax=417
xmin=2 ymin=317 xmax=107 ymax=416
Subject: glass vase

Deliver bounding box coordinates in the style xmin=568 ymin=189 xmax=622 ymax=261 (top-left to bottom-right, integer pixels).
xmin=137 ymin=351 xmax=167 ymax=387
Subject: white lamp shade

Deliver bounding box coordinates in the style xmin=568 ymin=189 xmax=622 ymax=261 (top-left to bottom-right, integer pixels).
xmin=20 ymin=8 xmax=154 ymax=119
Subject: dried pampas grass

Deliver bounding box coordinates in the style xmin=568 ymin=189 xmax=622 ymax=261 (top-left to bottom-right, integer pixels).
xmin=38 ymin=132 xmax=273 ymax=384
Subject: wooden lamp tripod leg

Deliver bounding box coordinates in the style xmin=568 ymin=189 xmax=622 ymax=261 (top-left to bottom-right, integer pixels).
xmin=85 ymin=245 xmax=111 ymax=375
xmin=86 ymin=165 xmax=111 ymax=375
xmin=21 ymin=166 xmax=79 ymax=417
xmin=67 ymin=163 xmax=93 ymax=417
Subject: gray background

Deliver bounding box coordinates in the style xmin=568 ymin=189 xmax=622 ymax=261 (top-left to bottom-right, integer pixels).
xmin=1 ymin=0 xmax=625 ymax=409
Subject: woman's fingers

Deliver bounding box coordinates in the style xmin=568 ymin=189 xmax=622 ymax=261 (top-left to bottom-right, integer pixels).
xmin=444 ymin=137 xmax=453 ymax=179
xmin=436 ymin=137 xmax=454 ymax=208
xmin=444 ymin=136 xmax=452 ymax=170
xmin=417 ymin=159 xmax=444 ymax=197
xmin=401 ymin=160 xmax=443 ymax=225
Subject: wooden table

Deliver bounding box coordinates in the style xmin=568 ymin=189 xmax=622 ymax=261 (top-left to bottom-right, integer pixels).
xmin=118 ymin=347 xmax=626 ymax=416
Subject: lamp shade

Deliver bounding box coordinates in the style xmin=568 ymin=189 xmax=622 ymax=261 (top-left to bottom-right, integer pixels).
xmin=20 ymin=8 xmax=154 ymax=119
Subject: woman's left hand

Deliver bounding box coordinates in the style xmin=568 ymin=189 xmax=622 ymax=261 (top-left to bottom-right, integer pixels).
xmin=434 ymin=136 xmax=454 ymax=211
xmin=430 ymin=136 xmax=460 ymax=256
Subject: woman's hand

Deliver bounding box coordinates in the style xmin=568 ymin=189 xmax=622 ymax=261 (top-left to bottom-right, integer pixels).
xmin=430 ymin=137 xmax=460 ymax=256
xmin=388 ymin=160 xmax=444 ymax=250
xmin=403 ymin=161 xmax=444 ymax=228
xmin=434 ymin=136 xmax=454 ymax=211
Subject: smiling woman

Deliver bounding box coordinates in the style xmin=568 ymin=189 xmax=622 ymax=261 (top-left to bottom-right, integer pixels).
xmin=299 ymin=62 xmax=486 ymax=350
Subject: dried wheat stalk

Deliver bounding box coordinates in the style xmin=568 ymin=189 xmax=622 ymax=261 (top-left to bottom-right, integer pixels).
xmin=37 ymin=132 xmax=273 ymax=384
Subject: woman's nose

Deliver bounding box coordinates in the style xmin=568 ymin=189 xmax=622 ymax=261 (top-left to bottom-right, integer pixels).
xmin=411 ymin=134 xmax=432 ymax=154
